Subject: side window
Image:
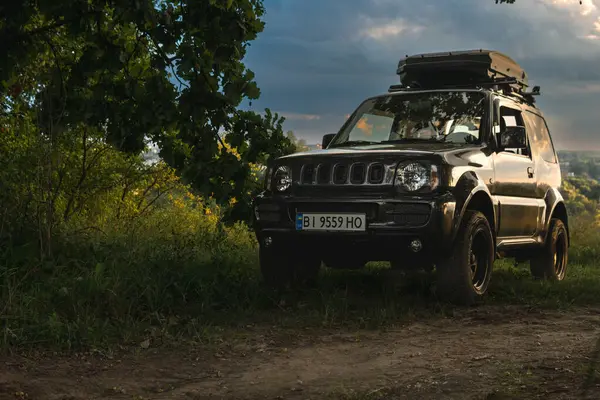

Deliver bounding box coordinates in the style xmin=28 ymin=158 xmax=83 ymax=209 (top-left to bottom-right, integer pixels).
xmin=524 ymin=112 xmax=557 ymax=164
xmin=499 ymin=105 xmax=530 ymax=157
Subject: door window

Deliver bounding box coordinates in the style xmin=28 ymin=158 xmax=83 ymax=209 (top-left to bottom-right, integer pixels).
xmin=524 ymin=112 xmax=558 ymax=164
xmin=498 ymin=105 xmax=531 ymax=157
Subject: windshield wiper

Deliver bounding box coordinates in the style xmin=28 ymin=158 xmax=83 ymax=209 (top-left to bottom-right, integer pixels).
xmin=331 ymin=140 xmax=380 ymax=147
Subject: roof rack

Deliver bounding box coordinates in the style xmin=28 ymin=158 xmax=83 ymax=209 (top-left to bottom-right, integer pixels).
xmin=387 ymin=81 xmax=541 ymax=105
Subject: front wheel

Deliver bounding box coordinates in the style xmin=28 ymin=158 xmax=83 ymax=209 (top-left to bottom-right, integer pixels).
xmin=530 ymin=218 xmax=568 ymax=281
xmin=436 ymin=210 xmax=494 ymax=305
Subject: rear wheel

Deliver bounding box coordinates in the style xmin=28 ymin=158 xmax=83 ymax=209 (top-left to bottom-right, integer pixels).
xmin=530 ymin=218 xmax=568 ymax=281
xmin=259 ymin=242 xmax=321 ymax=289
xmin=437 ymin=210 xmax=494 ymax=305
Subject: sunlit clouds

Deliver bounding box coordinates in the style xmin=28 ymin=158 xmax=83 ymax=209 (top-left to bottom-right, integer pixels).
xmin=358 ymin=17 xmax=424 ymax=41
xmin=547 ymin=0 xmax=597 ymax=16
xmin=356 ymin=117 xmax=373 ymax=136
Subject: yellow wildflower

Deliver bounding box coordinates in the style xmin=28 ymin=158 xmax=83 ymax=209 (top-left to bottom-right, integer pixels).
xmin=174 ymin=198 xmax=184 ymax=209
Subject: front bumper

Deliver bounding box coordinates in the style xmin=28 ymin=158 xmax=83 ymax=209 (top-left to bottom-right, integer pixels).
xmin=252 ymin=192 xmax=457 ymax=260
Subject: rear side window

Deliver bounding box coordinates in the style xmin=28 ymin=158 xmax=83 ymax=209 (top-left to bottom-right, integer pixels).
xmin=525 ymin=112 xmax=557 ymax=164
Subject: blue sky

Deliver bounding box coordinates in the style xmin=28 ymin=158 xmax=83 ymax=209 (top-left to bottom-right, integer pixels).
xmin=242 ymin=0 xmax=600 ymax=150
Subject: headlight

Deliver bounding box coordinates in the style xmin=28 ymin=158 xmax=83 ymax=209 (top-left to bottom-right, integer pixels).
xmin=395 ymin=162 xmax=438 ymax=192
xmin=274 ymin=165 xmax=292 ymax=192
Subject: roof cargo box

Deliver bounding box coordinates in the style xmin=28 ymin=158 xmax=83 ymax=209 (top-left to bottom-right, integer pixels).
xmin=397 ymin=49 xmax=528 ymax=89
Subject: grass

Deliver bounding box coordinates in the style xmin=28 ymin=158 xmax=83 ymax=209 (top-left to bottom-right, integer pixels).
xmin=1 ymin=206 xmax=600 ymax=351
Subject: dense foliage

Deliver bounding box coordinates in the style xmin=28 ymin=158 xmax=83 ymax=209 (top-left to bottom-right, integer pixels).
xmin=1 ymin=0 xmax=296 ymax=229
xmin=0 ymin=0 xmax=295 ymax=347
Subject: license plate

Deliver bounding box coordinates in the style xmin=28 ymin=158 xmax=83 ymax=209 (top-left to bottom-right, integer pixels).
xmin=296 ymin=213 xmax=366 ymax=232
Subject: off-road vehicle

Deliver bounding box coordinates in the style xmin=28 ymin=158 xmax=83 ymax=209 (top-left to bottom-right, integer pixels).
xmin=252 ymin=49 xmax=569 ymax=305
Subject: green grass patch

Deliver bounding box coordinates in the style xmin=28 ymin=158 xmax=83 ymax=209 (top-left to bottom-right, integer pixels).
xmin=2 ymin=207 xmax=600 ymax=351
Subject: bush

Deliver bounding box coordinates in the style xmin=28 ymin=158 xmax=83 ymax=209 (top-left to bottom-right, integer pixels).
xmin=568 ymin=212 xmax=600 ymax=266
xmin=0 ymin=122 xmax=263 ymax=348
xmin=1 ymin=190 xmax=260 ymax=349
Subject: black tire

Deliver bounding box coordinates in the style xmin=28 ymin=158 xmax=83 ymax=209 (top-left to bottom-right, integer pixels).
xmin=437 ymin=210 xmax=494 ymax=306
xmin=259 ymin=243 xmax=321 ymax=289
xmin=530 ymin=218 xmax=568 ymax=281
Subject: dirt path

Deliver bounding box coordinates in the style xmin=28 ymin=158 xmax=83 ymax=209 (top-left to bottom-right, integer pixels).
xmin=2 ymin=306 xmax=600 ymax=400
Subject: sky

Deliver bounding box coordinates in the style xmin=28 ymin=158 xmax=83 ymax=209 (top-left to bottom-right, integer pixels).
xmin=241 ymin=0 xmax=600 ymax=150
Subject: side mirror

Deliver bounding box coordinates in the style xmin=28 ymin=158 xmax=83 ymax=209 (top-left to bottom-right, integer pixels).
xmin=499 ymin=126 xmax=527 ymax=151
xmin=322 ymin=133 xmax=336 ymax=149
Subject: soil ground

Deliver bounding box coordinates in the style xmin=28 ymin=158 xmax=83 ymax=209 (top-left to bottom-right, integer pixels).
xmin=2 ymin=306 xmax=600 ymax=400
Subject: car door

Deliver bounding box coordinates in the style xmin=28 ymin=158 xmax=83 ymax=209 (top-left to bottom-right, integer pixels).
xmin=522 ymin=110 xmax=561 ymax=237
xmin=490 ymin=98 xmax=540 ymax=239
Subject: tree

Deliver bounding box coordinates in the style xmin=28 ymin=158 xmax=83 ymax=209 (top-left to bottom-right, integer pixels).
xmin=286 ymin=131 xmax=309 ymax=153
xmin=0 ymin=0 xmax=294 ymax=222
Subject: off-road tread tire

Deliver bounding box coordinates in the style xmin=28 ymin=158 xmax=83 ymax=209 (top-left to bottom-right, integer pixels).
xmin=437 ymin=210 xmax=494 ymax=306
xmin=530 ymin=218 xmax=568 ymax=281
xmin=259 ymin=243 xmax=321 ymax=289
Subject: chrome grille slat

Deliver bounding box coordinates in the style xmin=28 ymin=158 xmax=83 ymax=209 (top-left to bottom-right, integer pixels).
xmin=300 ymin=161 xmax=396 ymax=186
xmin=350 ymin=163 xmax=366 ymax=184
xmin=368 ymin=163 xmax=384 ymax=184
xmin=333 ymin=164 xmax=348 ymax=184
xmin=301 ymin=164 xmax=315 ymax=184
xmin=317 ymin=163 xmax=331 ymax=184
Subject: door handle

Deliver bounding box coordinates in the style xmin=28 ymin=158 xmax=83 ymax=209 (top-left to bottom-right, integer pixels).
xmin=527 ymin=167 xmax=534 ymax=178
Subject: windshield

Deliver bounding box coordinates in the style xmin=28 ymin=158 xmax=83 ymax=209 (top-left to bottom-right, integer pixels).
xmin=330 ymin=91 xmax=487 ymax=147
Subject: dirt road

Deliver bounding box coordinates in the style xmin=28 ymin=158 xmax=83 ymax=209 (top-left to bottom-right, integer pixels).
xmin=2 ymin=306 xmax=600 ymax=399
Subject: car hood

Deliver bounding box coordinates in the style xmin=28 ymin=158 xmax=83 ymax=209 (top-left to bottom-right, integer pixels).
xmin=279 ymin=142 xmax=474 ymax=160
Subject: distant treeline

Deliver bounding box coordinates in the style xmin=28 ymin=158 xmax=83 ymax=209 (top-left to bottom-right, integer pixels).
xmin=558 ymin=151 xmax=600 ymax=180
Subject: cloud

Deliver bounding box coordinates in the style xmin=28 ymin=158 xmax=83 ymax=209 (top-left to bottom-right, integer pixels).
xmin=358 ymin=17 xmax=424 ymax=40
xmin=242 ymin=0 xmax=600 ymax=149
xmin=545 ymin=0 xmax=597 ymax=16
xmin=355 ymin=117 xmax=373 ymax=136
xmin=278 ymin=112 xmax=321 ymax=121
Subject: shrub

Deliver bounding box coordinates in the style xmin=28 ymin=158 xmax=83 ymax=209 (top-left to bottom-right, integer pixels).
xmin=568 ymin=212 xmax=600 ymax=266
xmin=1 ymin=187 xmax=260 ymax=349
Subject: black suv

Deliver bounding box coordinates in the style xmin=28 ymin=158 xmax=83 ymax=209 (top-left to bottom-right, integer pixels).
xmin=252 ymin=50 xmax=569 ymax=305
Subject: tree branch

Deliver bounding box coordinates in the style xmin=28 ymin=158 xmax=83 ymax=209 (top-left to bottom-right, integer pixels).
xmin=63 ymin=128 xmax=89 ymax=221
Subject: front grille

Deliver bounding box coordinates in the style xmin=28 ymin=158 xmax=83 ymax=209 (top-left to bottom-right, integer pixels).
xmin=333 ymin=164 xmax=348 ymax=184
xmin=301 ymin=161 xmax=395 ymax=186
xmin=317 ymin=164 xmax=331 ymax=184
xmin=350 ymin=163 xmax=366 ymax=184
xmin=368 ymin=163 xmax=384 ymax=184
xmin=302 ymin=164 xmax=315 ymax=184
xmin=386 ymin=203 xmax=431 ymax=227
